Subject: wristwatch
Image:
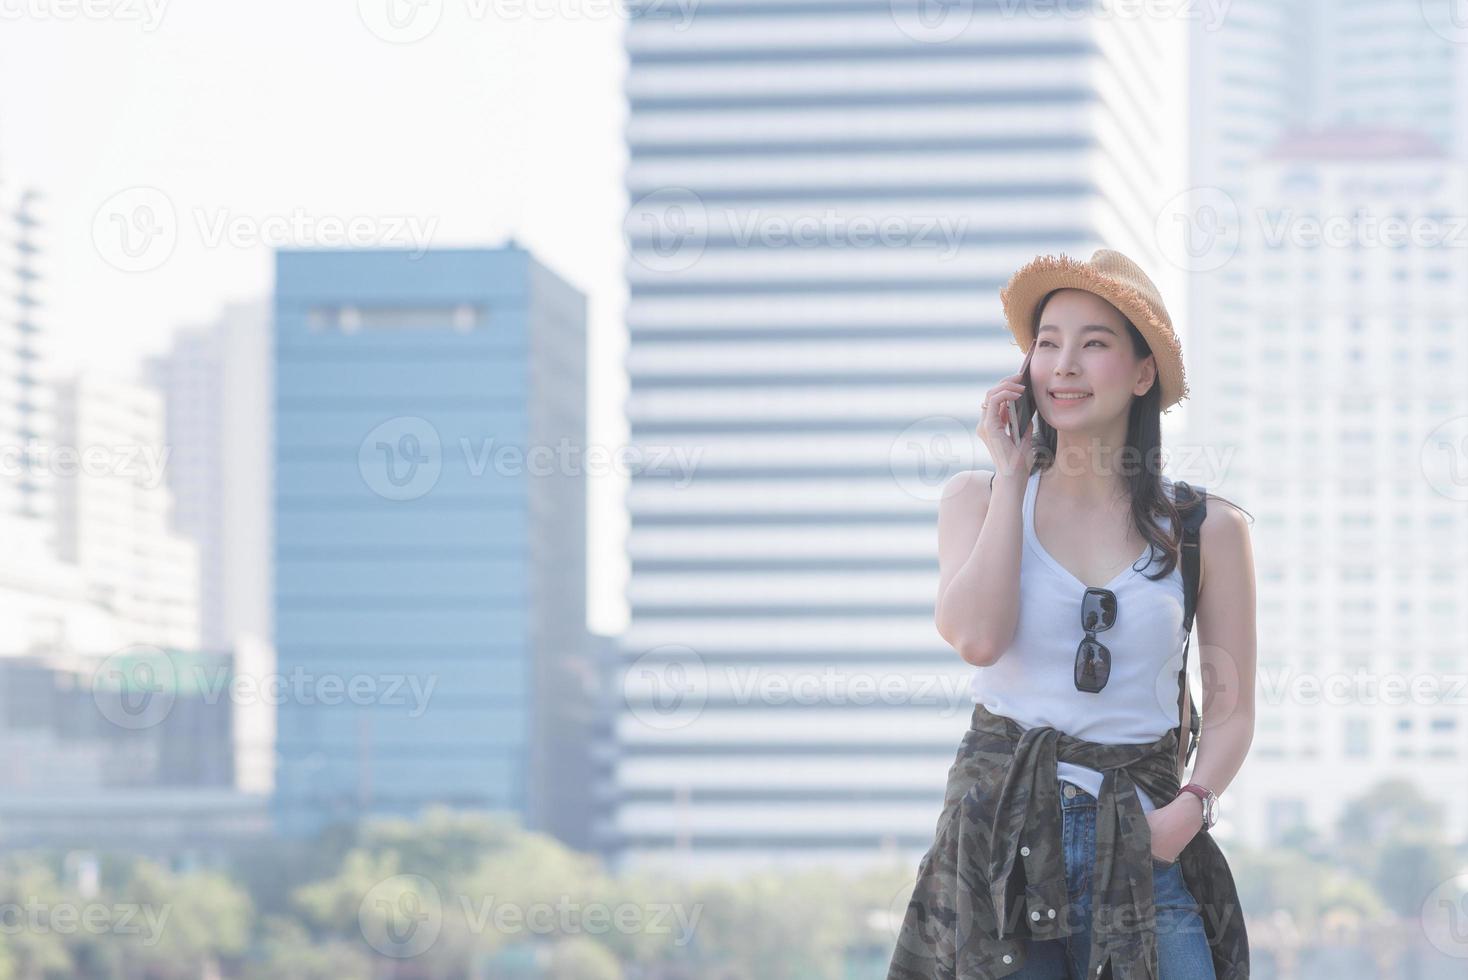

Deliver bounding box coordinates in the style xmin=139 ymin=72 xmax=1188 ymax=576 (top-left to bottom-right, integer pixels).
xmin=1178 ymin=783 xmax=1219 ymax=830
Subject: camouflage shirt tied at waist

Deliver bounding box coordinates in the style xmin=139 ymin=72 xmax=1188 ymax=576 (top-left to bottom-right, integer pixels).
xmin=887 ymin=703 xmax=1249 ymax=980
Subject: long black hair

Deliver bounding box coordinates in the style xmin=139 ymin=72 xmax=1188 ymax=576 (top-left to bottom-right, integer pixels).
xmin=1024 ymin=289 xmax=1253 ymax=582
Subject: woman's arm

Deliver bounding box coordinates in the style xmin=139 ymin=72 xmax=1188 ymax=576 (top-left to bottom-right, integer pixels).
xmin=1188 ymin=501 xmax=1258 ymax=800
xmin=1154 ymin=501 xmax=1258 ymax=854
xmin=933 ymin=469 xmax=1028 ymax=666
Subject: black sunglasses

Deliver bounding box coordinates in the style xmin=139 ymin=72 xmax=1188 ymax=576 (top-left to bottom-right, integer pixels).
xmin=1074 ymin=587 xmax=1117 ymax=693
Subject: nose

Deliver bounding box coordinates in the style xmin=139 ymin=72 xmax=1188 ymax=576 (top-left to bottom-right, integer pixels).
xmin=1052 ymin=354 xmax=1081 ymax=380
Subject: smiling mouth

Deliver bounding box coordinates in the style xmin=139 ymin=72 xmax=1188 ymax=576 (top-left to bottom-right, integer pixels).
xmin=1049 ymin=392 xmax=1092 ymax=401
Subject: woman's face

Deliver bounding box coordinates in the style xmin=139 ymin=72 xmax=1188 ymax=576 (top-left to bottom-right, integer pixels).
xmin=1030 ymin=288 xmax=1155 ymax=431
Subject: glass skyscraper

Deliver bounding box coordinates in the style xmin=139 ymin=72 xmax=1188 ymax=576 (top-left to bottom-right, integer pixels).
xmin=272 ymin=245 xmax=588 ymax=838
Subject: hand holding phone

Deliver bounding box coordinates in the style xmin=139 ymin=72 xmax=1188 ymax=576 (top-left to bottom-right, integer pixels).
xmin=979 ymin=347 xmax=1037 ymax=481
xmin=1008 ymin=346 xmax=1036 ymax=445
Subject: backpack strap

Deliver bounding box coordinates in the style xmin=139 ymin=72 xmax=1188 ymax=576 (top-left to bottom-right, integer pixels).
xmin=1174 ymin=482 xmax=1208 ymax=779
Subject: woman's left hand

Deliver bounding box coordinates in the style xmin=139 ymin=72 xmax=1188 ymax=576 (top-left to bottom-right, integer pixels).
xmin=1145 ymin=793 xmax=1204 ymax=864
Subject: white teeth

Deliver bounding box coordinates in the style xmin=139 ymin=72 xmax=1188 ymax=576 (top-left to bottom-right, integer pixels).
xmin=1052 ymin=392 xmax=1090 ymax=400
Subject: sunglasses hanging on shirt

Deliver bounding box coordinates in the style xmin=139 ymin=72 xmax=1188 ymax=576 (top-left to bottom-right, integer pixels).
xmin=1074 ymin=586 xmax=1117 ymax=693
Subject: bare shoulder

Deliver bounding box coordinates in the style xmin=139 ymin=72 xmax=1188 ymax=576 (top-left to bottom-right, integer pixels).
xmin=1198 ymin=497 xmax=1253 ymax=596
xmin=936 ymin=470 xmax=996 ymax=570
xmin=938 ymin=469 xmax=995 ymax=520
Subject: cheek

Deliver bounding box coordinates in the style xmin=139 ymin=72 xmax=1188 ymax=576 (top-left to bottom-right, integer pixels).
xmin=1088 ymin=352 xmax=1137 ymax=389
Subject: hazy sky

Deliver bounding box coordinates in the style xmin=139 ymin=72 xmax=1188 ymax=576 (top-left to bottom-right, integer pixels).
xmin=0 ymin=3 xmax=631 ymax=631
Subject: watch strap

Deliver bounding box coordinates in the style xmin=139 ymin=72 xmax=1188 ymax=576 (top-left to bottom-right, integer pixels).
xmin=1179 ymin=783 xmax=1216 ymax=827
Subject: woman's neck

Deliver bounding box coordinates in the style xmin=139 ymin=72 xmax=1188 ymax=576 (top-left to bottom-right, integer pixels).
xmin=1045 ymin=432 xmax=1134 ymax=506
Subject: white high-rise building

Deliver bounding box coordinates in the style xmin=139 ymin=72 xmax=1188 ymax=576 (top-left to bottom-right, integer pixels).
xmin=0 ymin=181 xmax=126 ymax=657
xmin=614 ymin=5 xmax=1189 ymax=874
xmin=1188 ymin=4 xmax=1468 ymax=848
xmin=54 ymin=373 xmax=200 ymax=651
xmin=1187 ymin=0 xmax=1312 ymax=456
xmin=0 ymin=182 xmax=55 ymax=533
xmin=1216 ymin=131 xmax=1468 ymax=843
xmin=147 ymin=300 xmax=274 ymax=792
xmin=1312 ymin=0 xmax=1460 ymax=155
xmin=147 ymin=299 xmax=272 ymax=654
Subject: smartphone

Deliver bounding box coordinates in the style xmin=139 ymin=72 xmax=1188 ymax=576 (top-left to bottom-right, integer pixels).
xmin=1009 ymin=346 xmax=1036 ymax=445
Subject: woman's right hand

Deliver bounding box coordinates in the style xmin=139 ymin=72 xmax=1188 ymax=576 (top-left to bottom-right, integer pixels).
xmin=978 ymin=372 xmax=1034 ymax=481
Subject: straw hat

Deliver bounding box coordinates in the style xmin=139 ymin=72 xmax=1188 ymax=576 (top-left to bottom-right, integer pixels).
xmin=999 ymin=248 xmax=1190 ymax=413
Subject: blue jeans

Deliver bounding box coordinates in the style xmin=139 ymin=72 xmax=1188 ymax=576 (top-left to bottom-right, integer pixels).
xmin=1007 ymin=780 xmax=1216 ymax=979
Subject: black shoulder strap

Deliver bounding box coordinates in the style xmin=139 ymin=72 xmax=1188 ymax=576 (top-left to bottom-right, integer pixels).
xmin=1175 ymin=483 xmax=1208 ymax=775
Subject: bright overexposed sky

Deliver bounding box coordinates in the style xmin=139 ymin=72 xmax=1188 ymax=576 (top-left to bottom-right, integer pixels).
xmin=0 ymin=2 xmax=631 ymax=633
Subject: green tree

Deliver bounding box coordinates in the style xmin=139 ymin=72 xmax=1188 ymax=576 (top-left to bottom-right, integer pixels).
xmin=111 ymin=859 xmax=253 ymax=980
xmin=243 ymin=915 xmax=373 ymax=980
xmin=544 ymin=935 xmax=622 ymax=980
xmin=0 ymin=856 xmax=75 ymax=980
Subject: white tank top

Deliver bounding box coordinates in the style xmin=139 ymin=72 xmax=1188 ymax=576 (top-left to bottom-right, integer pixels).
xmin=967 ymin=468 xmax=1189 ymax=813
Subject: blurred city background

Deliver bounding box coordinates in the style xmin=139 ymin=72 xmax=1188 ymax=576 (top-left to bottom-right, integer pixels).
xmin=1 ymin=0 xmax=1467 ymax=977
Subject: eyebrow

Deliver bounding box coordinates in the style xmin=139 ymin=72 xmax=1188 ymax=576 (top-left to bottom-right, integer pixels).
xmin=1037 ymin=323 xmax=1119 ymax=337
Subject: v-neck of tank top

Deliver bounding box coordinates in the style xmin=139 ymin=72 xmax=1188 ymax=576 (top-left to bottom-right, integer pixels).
xmin=1023 ymin=468 xmax=1151 ymax=592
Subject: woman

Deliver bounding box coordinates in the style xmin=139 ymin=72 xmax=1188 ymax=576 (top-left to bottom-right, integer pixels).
xmin=888 ymin=249 xmax=1256 ymax=980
